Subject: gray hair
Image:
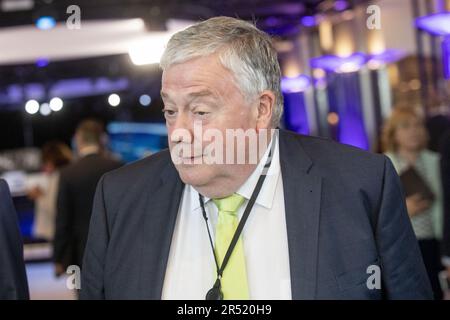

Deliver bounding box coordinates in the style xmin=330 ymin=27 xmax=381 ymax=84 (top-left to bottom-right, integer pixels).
xmin=160 ymin=16 xmax=283 ymax=127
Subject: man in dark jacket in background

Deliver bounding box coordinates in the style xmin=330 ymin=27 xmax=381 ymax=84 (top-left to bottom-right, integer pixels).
xmin=0 ymin=179 xmax=29 ymax=299
xmin=53 ymin=119 xmax=122 ymax=276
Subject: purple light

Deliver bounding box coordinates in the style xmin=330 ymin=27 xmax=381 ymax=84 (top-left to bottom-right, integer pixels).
xmin=265 ymin=17 xmax=279 ymax=27
xmin=415 ymin=12 xmax=450 ymax=36
xmin=443 ymin=37 xmax=450 ymax=79
xmin=283 ymin=91 xmax=310 ymax=135
xmin=368 ymin=49 xmax=406 ymax=65
xmin=36 ymin=58 xmax=49 ymax=68
xmin=281 ymin=75 xmax=311 ymax=93
xmin=301 ymin=16 xmax=316 ymax=27
xmin=310 ymin=53 xmax=367 ymax=73
xmin=334 ymin=0 xmax=349 ymax=11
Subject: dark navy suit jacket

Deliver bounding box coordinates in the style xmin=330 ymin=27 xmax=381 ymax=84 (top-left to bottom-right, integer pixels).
xmin=81 ymin=130 xmax=433 ymax=299
xmin=0 ymin=179 xmax=29 ymax=300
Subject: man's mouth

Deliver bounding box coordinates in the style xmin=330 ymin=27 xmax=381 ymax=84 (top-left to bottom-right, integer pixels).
xmin=181 ymin=154 xmax=203 ymax=160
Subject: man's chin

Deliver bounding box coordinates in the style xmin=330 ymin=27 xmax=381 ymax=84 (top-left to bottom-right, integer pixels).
xmin=176 ymin=167 xmax=211 ymax=187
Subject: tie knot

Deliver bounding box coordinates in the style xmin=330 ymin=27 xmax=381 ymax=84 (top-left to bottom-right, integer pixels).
xmin=213 ymin=193 xmax=245 ymax=215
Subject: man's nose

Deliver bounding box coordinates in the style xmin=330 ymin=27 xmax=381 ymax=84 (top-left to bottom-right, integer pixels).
xmin=170 ymin=112 xmax=194 ymax=144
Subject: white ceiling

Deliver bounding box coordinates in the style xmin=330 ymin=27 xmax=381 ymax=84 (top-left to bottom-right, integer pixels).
xmin=0 ymin=18 xmax=192 ymax=65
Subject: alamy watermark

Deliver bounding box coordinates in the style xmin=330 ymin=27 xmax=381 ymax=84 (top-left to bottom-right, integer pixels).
xmin=66 ymin=265 xmax=81 ymax=290
xmin=366 ymin=5 xmax=381 ymax=30
xmin=66 ymin=5 xmax=81 ymax=29
xmin=169 ymin=122 xmax=277 ymax=166
xmin=366 ymin=264 xmax=382 ymax=290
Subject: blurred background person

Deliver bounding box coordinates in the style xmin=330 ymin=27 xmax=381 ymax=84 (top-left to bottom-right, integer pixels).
xmin=53 ymin=119 xmax=122 ymax=279
xmin=382 ymin=107 xmax=444 ymax=299
xmin=27 ymin=141 xmax=72 ymax=242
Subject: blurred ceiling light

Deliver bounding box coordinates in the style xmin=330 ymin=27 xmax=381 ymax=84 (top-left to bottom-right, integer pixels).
xmin=373 ymin=49 xmax=407 ymax=62
xmin=339 ymin=62 xmax=360 ymax=73
xmin=282 ymin=59 xmax=302 ymax=78
xmin=313 ymin=68 xmax=326 ymax=79
xmin=310 ymin=53 xmax=366 ymax=73
xmin=281 ymin=75 xmax=311 ymax=93
xmin=327 ymin=112 xmax=339 ymax=125
xmin=319 ymin=20 xmax=333 ymax=52
xmin=139 ymin=94 xmax=152 ymax=106
xmin=334 ymin=0 xmax=348 ymax=11
xmin=36 ymin=57 xmax=49 ymax=67
xmin=415 ymin=12 xmax=450 ymax=36
xmin=367 ymin=60 xmax=382 ymax=70
xmin=165 ymin=19 xmax=194 ymax=32
xmin=367 ymin=30 xmax=385 ymax=55
xmin=36 ymin=16 xmax=56 ymax=30
xmin=128 ymin=33 xmax=172 ymax=65
xmin=0 ymin=18 xmax=152 ymax=65
xmin=1 ymin=0 xmax=34 ymax=12
xmin=49 ymin=97 xmax=63 ymax=111
xmin=108 ymin=93 xmax=120 ymax=107
xmin=409 ymin=79 xmax=421 ymax=91
xmin=301 ymin=16 xmax=317 ymax=27
xmin=274 ymin=40 xmax=294 ymax=53
xmin=334 ymin=34 xmax=355 ymax=58
xmin=25 ymin=99 xmax=39 ymax=114
xmin=39 ymin=103 xmax=51 ymax=116
xmin=128 ymin=20 xmax=194 ymax=66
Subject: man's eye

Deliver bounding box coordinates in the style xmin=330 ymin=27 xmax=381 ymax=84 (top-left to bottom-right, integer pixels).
xmin=195 ymin=111 xmax=209 ymax=116
xmin=163 ymin=109 xmax=176 ymax=116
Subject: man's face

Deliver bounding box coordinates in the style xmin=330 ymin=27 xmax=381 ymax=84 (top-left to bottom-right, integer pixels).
xmin=161 ymin=54 xmax=266 ymax=192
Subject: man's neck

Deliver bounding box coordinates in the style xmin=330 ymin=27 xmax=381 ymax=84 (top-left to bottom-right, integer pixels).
xmin=78 ymin=145 xmax=100 ymax=157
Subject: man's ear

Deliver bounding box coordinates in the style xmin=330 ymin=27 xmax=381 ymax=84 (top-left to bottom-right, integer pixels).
xmin=256 ymin=90 xmax=275 ymax=129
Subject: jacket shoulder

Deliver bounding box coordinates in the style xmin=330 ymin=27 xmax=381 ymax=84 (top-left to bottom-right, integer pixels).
xmin=101 ymin=149 xmax=172 ymax=187
xmin=0 ymin=179 xmax=8 ymax=196
xmin=286 ymin=131 xmax=387 ymax=167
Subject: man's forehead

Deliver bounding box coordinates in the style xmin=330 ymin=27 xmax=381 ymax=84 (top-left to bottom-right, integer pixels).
xmin=161 ymin=56 xmax=238 ymax=101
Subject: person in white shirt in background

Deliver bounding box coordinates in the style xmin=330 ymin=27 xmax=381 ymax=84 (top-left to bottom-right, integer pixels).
xmin=27 ymin=141 xmax=72 ymax=241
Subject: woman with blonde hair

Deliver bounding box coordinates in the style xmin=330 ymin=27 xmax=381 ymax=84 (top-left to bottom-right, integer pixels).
xmin=382 ymin=107 xmax=444 ymax=299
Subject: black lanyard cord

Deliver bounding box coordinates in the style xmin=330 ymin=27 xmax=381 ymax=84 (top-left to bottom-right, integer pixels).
xmin=199 ymin=195 xmax=221 ymax=277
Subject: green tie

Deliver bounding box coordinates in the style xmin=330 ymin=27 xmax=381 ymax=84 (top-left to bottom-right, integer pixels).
xmin=213 ymin=193 xmax=249 ymax=300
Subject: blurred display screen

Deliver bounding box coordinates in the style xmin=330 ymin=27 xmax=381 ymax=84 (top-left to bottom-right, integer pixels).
xmin=107 ymin=122 xmax=168 ymax=163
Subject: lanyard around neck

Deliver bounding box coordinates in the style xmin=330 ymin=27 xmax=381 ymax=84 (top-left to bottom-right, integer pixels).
xmin=198 ymin=131 xmax=278 ymax=300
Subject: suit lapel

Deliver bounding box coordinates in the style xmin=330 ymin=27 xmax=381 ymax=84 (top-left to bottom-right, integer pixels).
xmin=279 ymin=130 xmax=322 ymax=299
xmin=139 ymin=157 xmax=184 ymax=299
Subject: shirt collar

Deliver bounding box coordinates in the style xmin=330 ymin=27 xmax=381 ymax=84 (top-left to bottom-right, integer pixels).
xmin=189 ymin=135 xmax=280 ymax=211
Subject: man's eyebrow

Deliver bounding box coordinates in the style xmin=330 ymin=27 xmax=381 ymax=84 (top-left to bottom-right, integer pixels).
xmin=188 ymin=90 xmax=216 ymax=98
xmin=161 ymin=90 xmax=215 ymax=98
xmin=160 ymin=91 xmax=169 ymax=99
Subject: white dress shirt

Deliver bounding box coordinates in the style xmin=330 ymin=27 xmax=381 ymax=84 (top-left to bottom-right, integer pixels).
xmin=162 ymin=137 xmax=292 ymax=299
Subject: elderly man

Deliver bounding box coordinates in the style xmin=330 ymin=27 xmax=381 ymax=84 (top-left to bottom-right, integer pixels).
xmin=81 ymin=17 xmax=432 ymax=300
